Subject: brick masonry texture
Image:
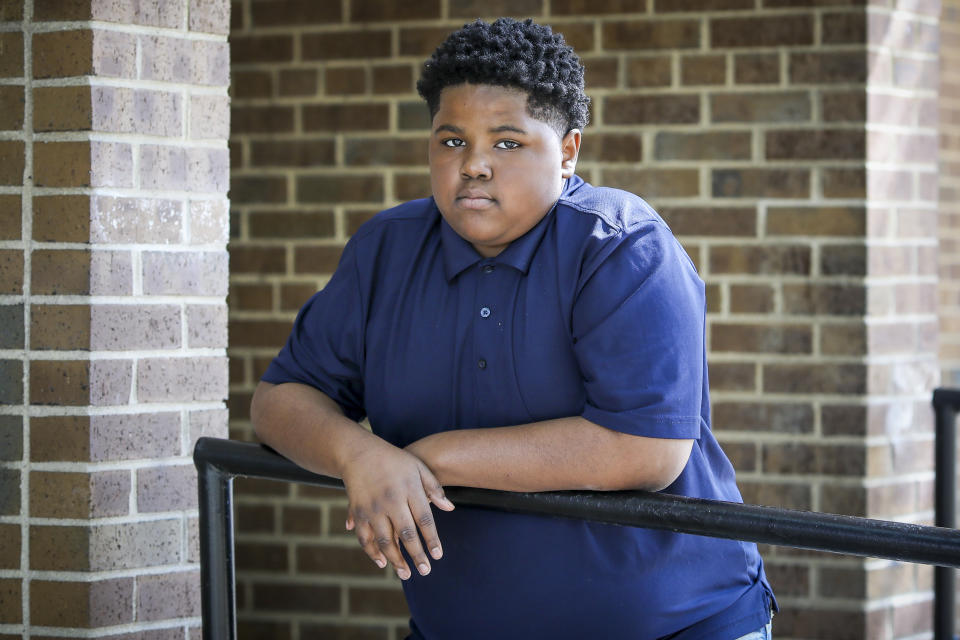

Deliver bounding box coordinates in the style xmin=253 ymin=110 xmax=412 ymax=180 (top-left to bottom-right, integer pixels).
xmin=942 ymin=2 xmax=960 ymax=388
xmin=225 ymin=1 xmax=944 ymax=638
xmin=1 ymin=1 xmax=231 ymax=637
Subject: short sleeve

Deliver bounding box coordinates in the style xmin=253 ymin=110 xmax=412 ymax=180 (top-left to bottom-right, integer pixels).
xmin=573 ymin=222 xmax=704 ymax=439
xmin=261 ymin=239 xmax=366 ymax=422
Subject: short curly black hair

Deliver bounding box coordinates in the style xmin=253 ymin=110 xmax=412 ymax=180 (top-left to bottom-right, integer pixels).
xmin=416 ymin=18 xmax=590 ymax=136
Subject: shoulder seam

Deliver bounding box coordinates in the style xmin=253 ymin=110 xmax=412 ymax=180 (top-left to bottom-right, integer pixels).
xmin=351 ymin=198 xmax=436 ymax=243
xmin=556 ymin=197 xmax=624 ymax=235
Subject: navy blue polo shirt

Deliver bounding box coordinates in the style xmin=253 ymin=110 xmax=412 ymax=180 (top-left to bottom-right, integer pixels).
xmin=263 ymin=175 xmax=775 ymax=639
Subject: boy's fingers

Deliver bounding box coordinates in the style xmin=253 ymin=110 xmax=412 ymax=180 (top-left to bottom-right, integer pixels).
xmin=410 ymin=497 xmax=443 ymax=561
xmin=371 ymin=520 xmax=412 ymax=580
xmin=420 ymin=468 xmax=455 ymax=511
xmin=352 ymin=519 xmax=388 ymax=569
xmin=394 ymin=511 xmax=432 ymax=576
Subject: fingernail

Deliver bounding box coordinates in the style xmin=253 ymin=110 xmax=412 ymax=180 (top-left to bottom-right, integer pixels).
xmin=431 ymin=546 xmax=442 ymax=559
xmin=418 ymin=563 xmax=430 ymax=575
xmin=397 ymin=567 xmax=411 ymax=580
xmin=375 ymin=558 xmax=386 ymax=569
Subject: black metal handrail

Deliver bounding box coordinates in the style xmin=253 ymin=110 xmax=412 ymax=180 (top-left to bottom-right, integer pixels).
xmin=934 ymin=388 xmax=960 ymax=640
xmin=196 ymin=399 xmax=960 ymax=640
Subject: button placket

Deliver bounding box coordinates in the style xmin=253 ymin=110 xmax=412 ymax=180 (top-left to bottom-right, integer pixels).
xmin=474 ymin=263 xmax=498 ymax=380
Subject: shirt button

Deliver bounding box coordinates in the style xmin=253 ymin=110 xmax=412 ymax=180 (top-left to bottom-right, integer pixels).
xmin=480 ymin=307 xmax=491 ymax=318
xmin=482 ymin=265 xmax=495 ymax=273
xmin=478 ymin=359 xmax=487 ymax=369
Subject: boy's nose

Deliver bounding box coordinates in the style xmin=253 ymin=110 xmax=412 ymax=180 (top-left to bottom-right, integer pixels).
xmin=460 ymin=150 xmax=491 ymax=180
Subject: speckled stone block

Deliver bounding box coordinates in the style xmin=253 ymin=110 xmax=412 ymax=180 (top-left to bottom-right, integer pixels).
xmin=189 ymin=199 xmax=229 ymax=244
xmin=30 ymin=360 xmax=90 ymax=406
xmin=189 ymin=0 xmax=231 ymax=34
xmin=141 ymin=35 xmax=193 ymax=83
xmin=89 ymin=359 xmax=133 ymax=406
xmin=137 ymin=464 xmax=197 ymax=512
xmin=33 ymin=85 xmax=92 ymax=131
xmin=0 ymin=141 xmax=25 ymax=186
xmin=190 ymin=39 xmax=230 ymax=87
xmin=92 ymin=29 xmax=137 ymax=79
xmin=187 ymin=409 xmax=228 ymax=455
xmin=92 ymin=86 xmax=184 ymax=136
xmin=186 ymin=516 xmax=200 ymax=563
xmin=136 ymin=570 xmax=201 ymax=621
xmin=29 ymin=525 xmax=91 ymax=571
xmin=91 ymin=412 xmax=181 ymax=461
xmin=32 ymin=30 xmax=93 ymax=78
xmin=30 ymin=578 xmax=134 ymax=627
xmin=30 ymin=416 xmax=90 ymax=461
xmin=0 ymin=359 xmax=23 ymax=404
xmin=138 ymin=356 xmax=227 ymax=402
xmin=0 ymin=523 xmax=19 ymax=569
xmin=90 ymin=141 xmax=134 ymax=188
xmin=0 ymin=304 xmax=23 ymax=349
xmin=92 ymin=0 xmax=185 ymax=29
xmin=30 ymin=469 xmax=130 ymax=518
xmin=185 ymin=304 xmax=227 ymax=348
xmin=186 ymin=147 xmax=229 ymax=192
xmin=32 ymin=249 xmax=90 ymax=295
xmin=0 ymin=414 xmax=22 ymax=461
xmin=190 ymin=94 xmax=230 ymax=139
xmin=0 ymin=249 xmax=23 ymax=294
xmin=140 ymin=144 xmax=188 ymax=191
xmin=89 ymin=519 xmax=181 ymax=571
xmin=142 ymin=251 xmax=229 ymax=296
xmin=31 ymin=304 xmax=91 ymax=350
xmin=33 ymin=195 xmax=91 ymax=242
xmin=92 ymin=197 xmax=182 ymax=244
xmin=90 ymin=250 xmax=133 ymax=295
xmin=0 ymin=468 xmax=20 ymax=515
xmin=0 ymin=32 xmax=24 ymax=77
xmin=0 ymin=194 xmax=21 ymax=240
xmin=0 ymin=579 xmax=21 ymax=623
xmin=33 ymin=141 xmax=91 ymax=187
xmin=91 ymin=304 xmax=182 ymax=351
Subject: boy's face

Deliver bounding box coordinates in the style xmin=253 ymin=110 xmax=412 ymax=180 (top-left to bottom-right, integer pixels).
xmin=429 ymin=83 xmax=580 ymax=258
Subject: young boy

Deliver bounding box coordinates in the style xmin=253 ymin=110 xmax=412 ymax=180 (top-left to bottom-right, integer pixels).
xmin=252 ymin=18 xmax=776 ymax=639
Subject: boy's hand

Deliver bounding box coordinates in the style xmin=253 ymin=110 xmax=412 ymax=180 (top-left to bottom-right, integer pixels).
xmin=341 ymin=440 xmax=454 ymax=580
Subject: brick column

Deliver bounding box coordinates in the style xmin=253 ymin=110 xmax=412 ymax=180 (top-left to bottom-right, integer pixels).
xmin=0 ymin=1 xmax=230 ymax=637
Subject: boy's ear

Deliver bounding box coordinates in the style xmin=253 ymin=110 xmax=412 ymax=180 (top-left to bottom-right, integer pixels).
xmin=560 ymin=129 xmax=581 ymax=179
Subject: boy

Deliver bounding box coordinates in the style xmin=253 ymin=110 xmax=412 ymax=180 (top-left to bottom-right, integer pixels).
xmin=252 ymin=17 xmax=776 ymax=639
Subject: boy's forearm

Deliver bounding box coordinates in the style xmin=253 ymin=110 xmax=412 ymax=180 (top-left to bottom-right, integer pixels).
xmin=251 ymin=381 xmax=383 ymax=479
xmin=405 ymin=417 xmax=693 ymax=493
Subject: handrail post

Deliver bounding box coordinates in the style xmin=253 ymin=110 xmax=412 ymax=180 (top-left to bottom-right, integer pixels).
xmin=935 ymin=388 xmax=960 ymax=640
xmin=196 ymin=455 xmax=238 ymax=640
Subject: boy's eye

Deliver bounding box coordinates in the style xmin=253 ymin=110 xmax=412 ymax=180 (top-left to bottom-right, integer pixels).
xmin=495 ymin=140 xmax=520 ymax=150
xmin=442 ymin=138 xmax=465 ymax=147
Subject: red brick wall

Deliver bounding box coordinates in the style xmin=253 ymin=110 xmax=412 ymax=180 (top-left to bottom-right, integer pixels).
xmin=228 ymin=2 xmax=941 ymax=638
xmin=0 ymin=1 xmax=231 ymax=636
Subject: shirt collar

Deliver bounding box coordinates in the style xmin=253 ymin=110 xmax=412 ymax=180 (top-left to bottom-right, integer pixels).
xmin=440 ymin=176 xmax=582 ymax=282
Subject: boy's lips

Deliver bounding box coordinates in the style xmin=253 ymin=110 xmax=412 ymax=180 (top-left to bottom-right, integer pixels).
xmin=455 ymin=189 xmax=496 ymax=210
